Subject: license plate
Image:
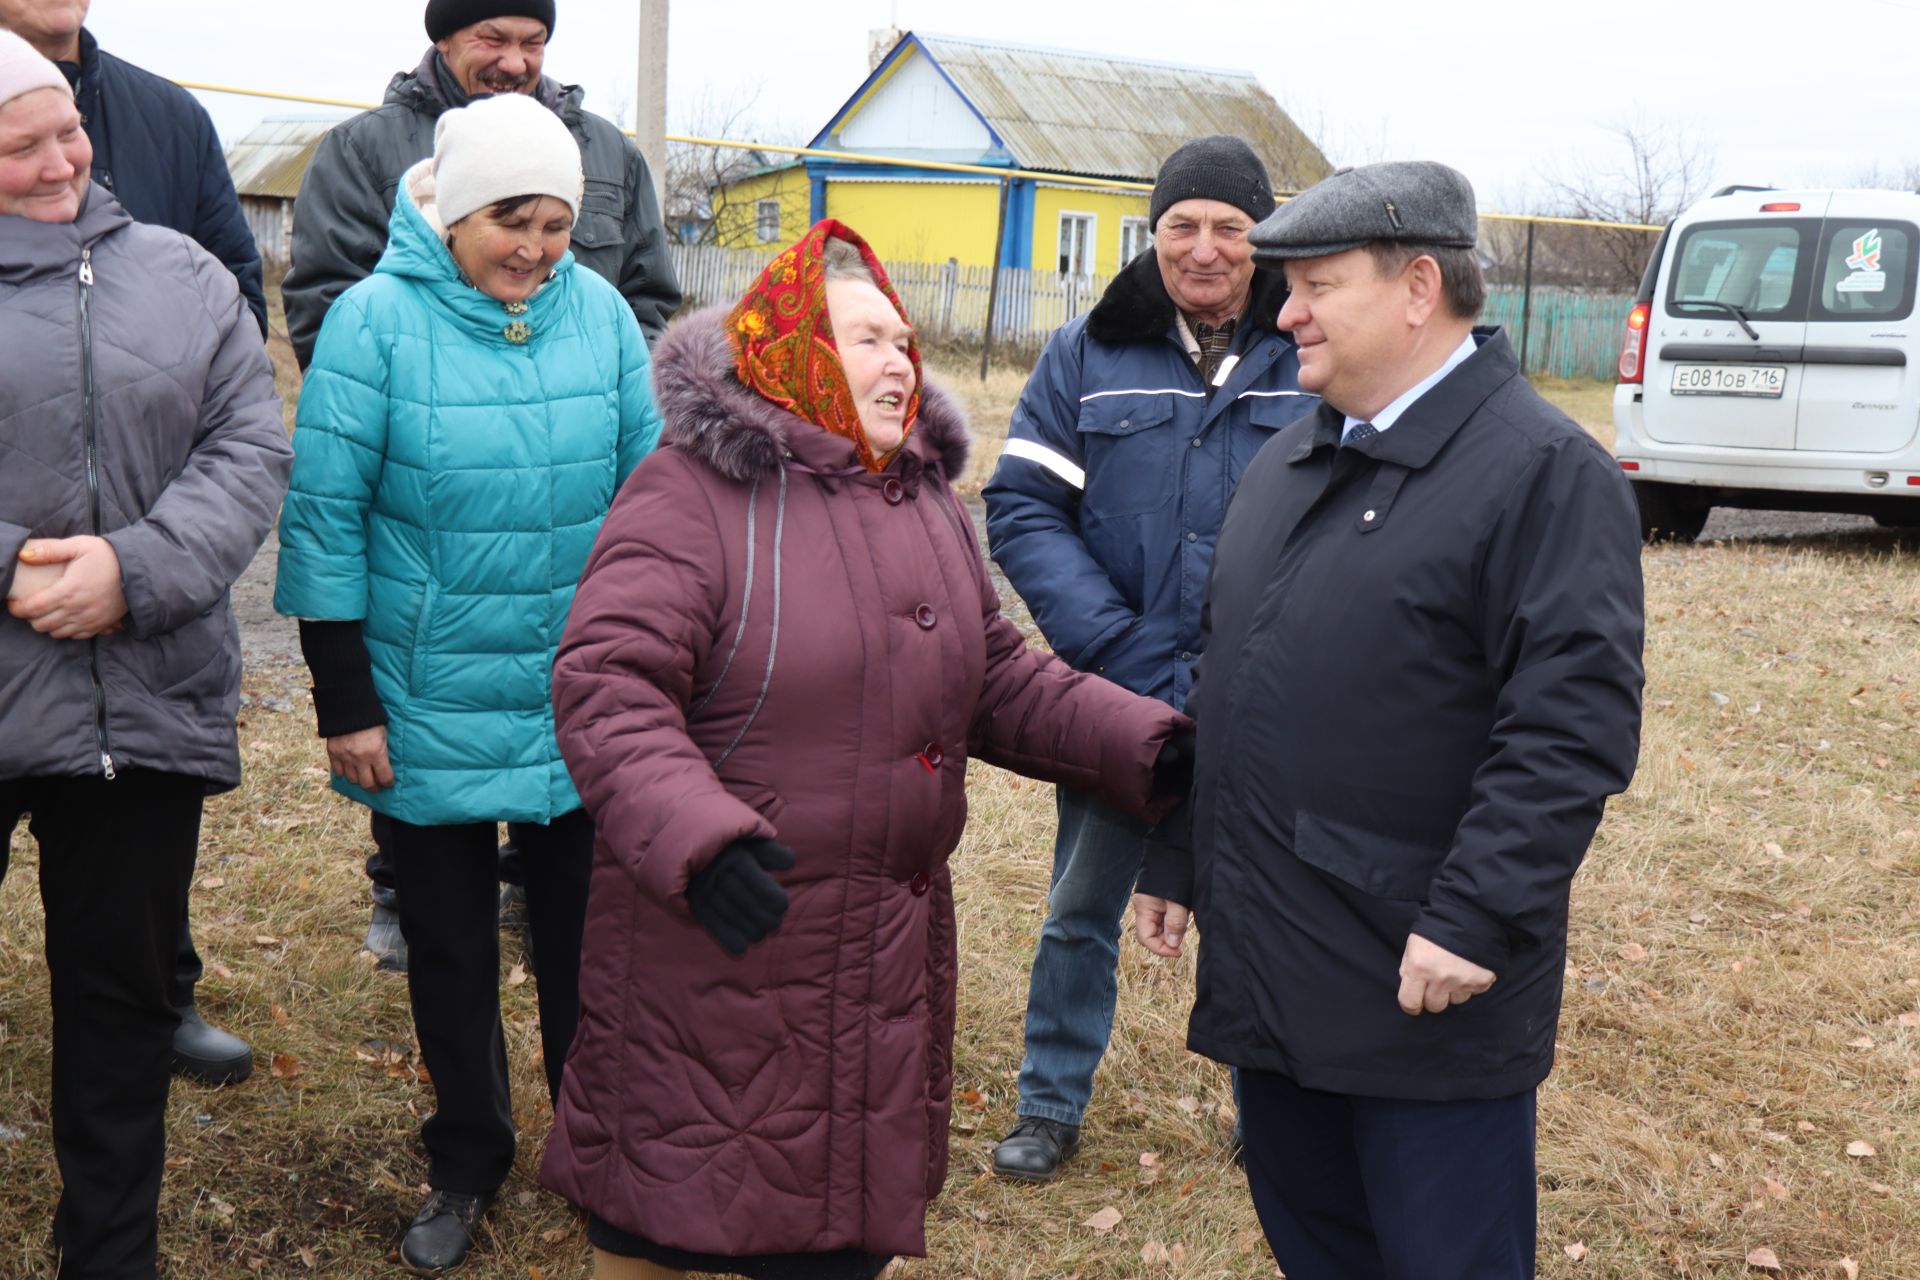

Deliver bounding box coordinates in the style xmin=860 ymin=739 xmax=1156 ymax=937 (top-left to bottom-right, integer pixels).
xmin=1669 ymin=363 xmax=1787 ymax=398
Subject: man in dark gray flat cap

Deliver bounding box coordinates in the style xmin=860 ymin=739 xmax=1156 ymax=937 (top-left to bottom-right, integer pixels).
xmin=1131 ymin=160 xmax=1646 ymax=1280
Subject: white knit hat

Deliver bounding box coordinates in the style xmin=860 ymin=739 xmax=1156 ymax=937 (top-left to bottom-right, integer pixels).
xmin=0 ymin=30 xmax=73 ymax=110
xmin=432 ymin=93 xmax=583 ymax=229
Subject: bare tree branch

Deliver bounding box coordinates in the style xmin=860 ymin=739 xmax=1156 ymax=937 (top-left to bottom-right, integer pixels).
xmin=1539 ymin=119 xmax=1713 ymax=289
xmin=664 ymin=88 xmax=809 ymax=248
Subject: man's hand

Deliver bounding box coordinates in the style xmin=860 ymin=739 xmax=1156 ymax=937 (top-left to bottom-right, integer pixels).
xmin=1133 ymin=893 xmax=1191 ymax=959
xmin=1397 ymin=932 xmax=1496 ymax=1015
xmin=327 ymin=726 xmax=395 ymax=792
xmin=7 ymin=537 xmax=128 ymax=639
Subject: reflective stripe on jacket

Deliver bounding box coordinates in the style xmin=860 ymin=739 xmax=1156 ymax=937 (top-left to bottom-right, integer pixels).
xmin=983 ymin=256 xmax=1315 ymax=705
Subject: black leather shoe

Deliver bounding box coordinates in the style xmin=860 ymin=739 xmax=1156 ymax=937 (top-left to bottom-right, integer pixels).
xmin=991 ymin=1117 xmax=1081 ymax=1182
xmin=171 ymin=1006 xmax=253 ymax=1085
xmin=399 ymin=1189 xmax=490 ymax=1274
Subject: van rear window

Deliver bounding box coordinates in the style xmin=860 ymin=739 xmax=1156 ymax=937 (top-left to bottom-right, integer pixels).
xmin=1665 ymin=222 xmax=1811 ymax=320
xmin=1811 ymin=222 xmax=1917 ymax=321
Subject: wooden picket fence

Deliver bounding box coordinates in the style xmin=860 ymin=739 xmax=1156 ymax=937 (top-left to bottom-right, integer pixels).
xmin=1479 ymin=287 xmax=1635 ymax=380
xmin=668 ymin=243 xmax=1632 ymax=377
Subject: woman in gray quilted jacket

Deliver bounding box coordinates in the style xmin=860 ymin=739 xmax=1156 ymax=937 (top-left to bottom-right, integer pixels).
xmin=0 ymin=32 xmax=290 ymax=1280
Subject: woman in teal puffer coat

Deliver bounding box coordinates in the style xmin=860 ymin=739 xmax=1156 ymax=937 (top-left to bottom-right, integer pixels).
xmin=274 ymin=93 xmax=661 ymax=1274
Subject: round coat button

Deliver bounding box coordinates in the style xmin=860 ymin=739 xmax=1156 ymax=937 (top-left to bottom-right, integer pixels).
xmin=1184 ymin=531 xmax=1199 ymax=543
xmin=882 ymin=478 xmax=906 ymax=505
xmin=908 ymin=872 xmax=930 ymax=896
xmin=1363 ymin=510 xmax=1377 ymax=522
xmin=914 ymin=604 xmax=937 ymax=629
xmin=923 ymin=742 xmax=944 ymax=767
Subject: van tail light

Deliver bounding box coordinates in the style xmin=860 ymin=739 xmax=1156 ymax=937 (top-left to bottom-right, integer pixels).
xmin=1759 ymin=202 xmax=1802 ymax=212
xmin=1618 ymin=303 xmax=1650 ymax=383
xmin=1620 ymin=460 xmax=1641 ymax=471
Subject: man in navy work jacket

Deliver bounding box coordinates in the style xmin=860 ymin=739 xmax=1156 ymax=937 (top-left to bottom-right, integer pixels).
xmin=1133 ymin=161 xmax=1645 ymax=1280
xmin=0 ymin=0 xmax=265 ymax=1090
xmin=982 ymin=135 xmax=1315 ymax=1181
xmin=0 ymin=0 xmax=266 ymax=336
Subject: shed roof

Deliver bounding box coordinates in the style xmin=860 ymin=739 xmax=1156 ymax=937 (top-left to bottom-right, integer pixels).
xmin=834 ymin=33 xmax=1331 ymax=189
xmin=224 ymin=116 xmax=344 ymax=200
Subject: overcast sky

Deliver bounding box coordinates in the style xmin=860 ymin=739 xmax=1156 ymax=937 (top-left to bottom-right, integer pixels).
xmin=88 ymin=0 xmax=1920 ymax=212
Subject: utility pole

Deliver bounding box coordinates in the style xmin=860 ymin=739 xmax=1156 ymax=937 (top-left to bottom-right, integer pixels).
xmin=636 ymin=0 xmax=669 ymax=201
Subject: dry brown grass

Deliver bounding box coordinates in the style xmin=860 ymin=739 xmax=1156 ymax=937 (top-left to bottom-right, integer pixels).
xmin=4 ymin=335 xmax=1916 ymax=1278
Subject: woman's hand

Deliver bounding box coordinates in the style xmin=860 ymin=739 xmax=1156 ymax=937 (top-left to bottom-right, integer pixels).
xmin=686 ymin=838 xmax=795 ymax=955
xmin=327 ymin=726 xmax=395 ymax=791
xmin=8 ymin=538 xmax=127 ymax=639
xmin=6 ymin=559 xmax=65 ymax=607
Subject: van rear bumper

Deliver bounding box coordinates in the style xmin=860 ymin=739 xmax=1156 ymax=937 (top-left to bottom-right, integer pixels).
xmin=1614 ymin=385 xmax=1920 ymax=505
xmin=1618 ymin=455 xmax=1920 ymax=497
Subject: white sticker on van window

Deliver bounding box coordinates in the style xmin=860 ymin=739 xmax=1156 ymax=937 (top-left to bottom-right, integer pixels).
xmin=1838 ymin=229 xmax=1888 ymax=293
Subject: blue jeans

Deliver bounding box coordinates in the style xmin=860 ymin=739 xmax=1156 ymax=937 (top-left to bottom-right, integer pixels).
xmin=1014 ymin=787 xmax=1154 ymax=1126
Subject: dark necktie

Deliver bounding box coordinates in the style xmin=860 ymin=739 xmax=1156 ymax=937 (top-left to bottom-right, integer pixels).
xmin=1343 ymin=422 xmax=1378 ymax=447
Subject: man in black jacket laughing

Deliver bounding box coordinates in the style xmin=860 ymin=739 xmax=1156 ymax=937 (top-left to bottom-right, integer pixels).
xmin=1134 ymin=161 xmax=1644 ymax=1280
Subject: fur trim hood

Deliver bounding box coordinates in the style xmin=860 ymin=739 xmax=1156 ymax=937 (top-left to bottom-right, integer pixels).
xmin=1085 ymin=250 xmax=1290 ymax=346
xmin=652 ymin=307 xmax=971 ymax=483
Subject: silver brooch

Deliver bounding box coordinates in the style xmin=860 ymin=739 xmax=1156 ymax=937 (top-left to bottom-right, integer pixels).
xmin=503 ymin=320 xmax=532 ymax=345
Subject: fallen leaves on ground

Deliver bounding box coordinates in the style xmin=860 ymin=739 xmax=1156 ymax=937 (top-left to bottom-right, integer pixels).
xmin=1746 ymin=1245 xmax=1782 ymax=1270
xmin=1081 ymin=1206 xmax=1123 ymax=1233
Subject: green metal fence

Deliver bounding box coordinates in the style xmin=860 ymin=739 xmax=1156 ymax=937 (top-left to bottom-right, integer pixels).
xmin=1480 ymin=287 xmax=1632 ymax=381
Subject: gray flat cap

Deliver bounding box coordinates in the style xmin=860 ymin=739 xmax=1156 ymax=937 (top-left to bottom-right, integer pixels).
xmin=1249 ymin=160 xmax=1478 ymax=261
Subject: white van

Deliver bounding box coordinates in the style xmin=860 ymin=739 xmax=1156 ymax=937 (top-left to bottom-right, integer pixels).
xmin=1613 ymin=187 xmax=1920 ymax=540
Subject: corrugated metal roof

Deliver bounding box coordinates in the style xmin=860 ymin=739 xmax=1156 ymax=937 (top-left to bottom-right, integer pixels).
xmin=910 ymin=33 xmax=1331 ymax=188
xmin=224 ymin=117 xmax=343 ymax=200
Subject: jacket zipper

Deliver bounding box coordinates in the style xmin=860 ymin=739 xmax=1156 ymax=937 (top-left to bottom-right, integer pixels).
xmin=77 ymin=247 xmax=115 ymax=781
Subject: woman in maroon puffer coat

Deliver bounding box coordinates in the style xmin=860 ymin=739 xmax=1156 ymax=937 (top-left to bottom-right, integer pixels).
xmin=542 ymin=221 xmax=1192 ymax=1279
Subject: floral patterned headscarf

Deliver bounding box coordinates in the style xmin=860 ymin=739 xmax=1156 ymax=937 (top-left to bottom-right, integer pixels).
xmin=727 ymin=219 xmax=924 ymax=473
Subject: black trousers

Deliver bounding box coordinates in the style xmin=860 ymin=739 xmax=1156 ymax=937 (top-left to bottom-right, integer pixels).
xmin=1238 ymin=1067 xmax=1537 ymax=1280
xmin=169 ymin=906 xmax=203 ymax=1010
xmin=366 ymin=814 xmax=528 ymax=907
xmin=384 ymin=808 xmax=592 ymax=1194
xmin=1 ymin=772 xmax=203 ymax=1280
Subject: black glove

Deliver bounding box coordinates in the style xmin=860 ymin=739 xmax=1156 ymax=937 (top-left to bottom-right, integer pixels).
xmin=1151 ymin=730 xmax=1197 ymax=800
xmin=686 ymin=838 xmax=796 ymax=956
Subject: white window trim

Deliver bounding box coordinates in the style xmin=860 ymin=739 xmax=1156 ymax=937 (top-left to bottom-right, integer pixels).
xmin=755 ymin=199 xmax=781 ymax=243
xmin=1119 ymin=215 xmax=1150 ymax=265
xmin=1057 ymin=210 xmax=1097 ymax=277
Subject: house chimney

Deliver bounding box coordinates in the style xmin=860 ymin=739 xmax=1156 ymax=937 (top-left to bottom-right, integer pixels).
xmin=868 ymin=27 xmax=905 ymax=71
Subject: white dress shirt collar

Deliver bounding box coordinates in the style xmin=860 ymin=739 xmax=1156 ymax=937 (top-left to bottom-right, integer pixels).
xmin=1342 ymin=333 xmax=1481 ymax=441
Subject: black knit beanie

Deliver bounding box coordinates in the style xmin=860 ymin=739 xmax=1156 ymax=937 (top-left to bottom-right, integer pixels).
xmin=426 ymin=0 xmax=555 ymax=42
xmin=1149 ymin=135 xmax=1276 ymax=229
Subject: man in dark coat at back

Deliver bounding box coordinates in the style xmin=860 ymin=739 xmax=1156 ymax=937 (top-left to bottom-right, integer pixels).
xmin=282 ymin=0 xmax=680 ymax=369
xmin=1133 ymin=161 xmax=1645 ymax=1280
xmin=0 ymin=0 xmax=267 ymax=335
xmin=0 ymin=0 xmax=265 ymax=1090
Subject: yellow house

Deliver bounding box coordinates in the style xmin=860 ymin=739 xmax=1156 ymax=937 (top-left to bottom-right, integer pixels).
xmin=713 ymin=31 xmax=1331 ymax=275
